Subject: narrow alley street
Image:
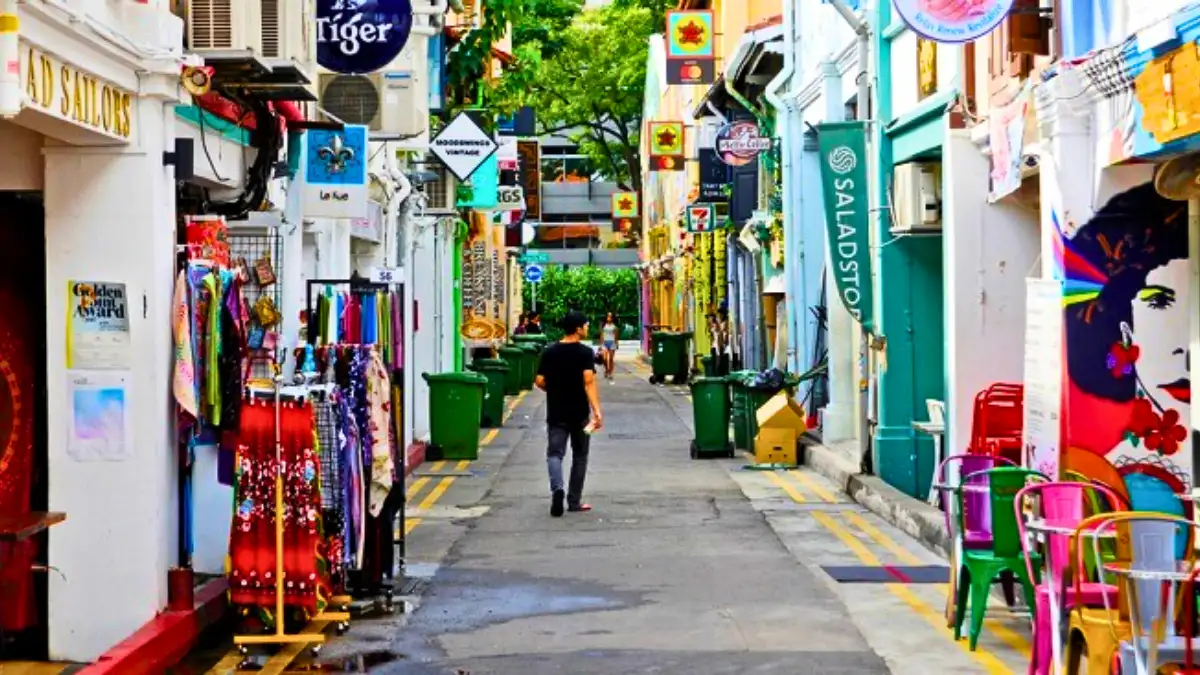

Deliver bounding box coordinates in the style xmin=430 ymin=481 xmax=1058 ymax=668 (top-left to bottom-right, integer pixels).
xmin=187 ymin=353 xmax=1032 ymax=675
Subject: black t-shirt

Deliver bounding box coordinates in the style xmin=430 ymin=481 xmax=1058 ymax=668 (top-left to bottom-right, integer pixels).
xmin=537 ymin=341 xmax=595 ymax=426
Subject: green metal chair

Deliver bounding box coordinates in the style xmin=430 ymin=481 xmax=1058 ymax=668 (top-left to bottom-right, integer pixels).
xmin=952 ymin=466 xmax=1049 ymax=650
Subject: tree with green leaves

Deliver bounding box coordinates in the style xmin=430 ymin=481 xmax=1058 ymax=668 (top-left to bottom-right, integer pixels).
xmin=447 ymin=0 xmax=673 ymax=193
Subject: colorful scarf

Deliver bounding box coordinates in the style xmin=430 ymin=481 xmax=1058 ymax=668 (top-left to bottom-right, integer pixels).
xmin=172 ymin=270 xmax=199 ymax=419
xmin=365 ymin=348 xmax=394 ymax=516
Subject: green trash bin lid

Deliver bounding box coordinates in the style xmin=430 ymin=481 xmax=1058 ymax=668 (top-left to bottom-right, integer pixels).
xmin=470 ymin=358 xmax=509 ymax=371
xmin=422 ymin=371 xmax=488 ymax=385
xmin=497 ymin=347 xmax=522 ymax=356
xmin=520 ymin=343 xmax=544 ymax=353
xmin=690 ymin=376 xmax=728 ymax=386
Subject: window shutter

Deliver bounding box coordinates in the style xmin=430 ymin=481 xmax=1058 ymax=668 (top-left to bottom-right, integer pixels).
xmin=260 ymin=0 xmax=280 ymax=58
xmin=1009 ymin=0 xmax=1049 ymax=55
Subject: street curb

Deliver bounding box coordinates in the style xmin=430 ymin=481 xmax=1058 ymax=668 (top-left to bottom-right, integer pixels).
xmin=803 ymin=440 xmax=952 ymax=558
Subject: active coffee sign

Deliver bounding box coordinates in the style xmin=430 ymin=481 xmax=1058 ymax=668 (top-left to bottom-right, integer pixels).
xmin=316 ymin=0 xmax=414 ymax=74
xmin=716 ymin=121 xmax=772 ymax=167
xmin=892 ymin=0 xmax=1013 ymax=43
xmin=431 ymin=112 xmax=499 ymax=182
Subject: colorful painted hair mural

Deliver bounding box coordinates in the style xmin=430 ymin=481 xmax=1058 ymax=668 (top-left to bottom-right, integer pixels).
xmin=1058 ymin=181 xmax=1192 ymax=513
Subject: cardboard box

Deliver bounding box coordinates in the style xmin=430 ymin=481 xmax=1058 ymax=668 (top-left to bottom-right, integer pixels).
xmin=754 ymin=391 xmax=806 ymax=466
xmin=755 ymin=428 xmax=798 ymax=466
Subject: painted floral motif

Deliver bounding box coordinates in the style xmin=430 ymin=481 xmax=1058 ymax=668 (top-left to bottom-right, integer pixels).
xmin=1107 ymin=341 xmax=1140 ymax=378
xmin=1126 ymin=397 xmax=1187 ymax=456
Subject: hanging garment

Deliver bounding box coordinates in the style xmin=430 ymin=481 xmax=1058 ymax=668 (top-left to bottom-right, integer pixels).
xmin=218 ymin=279 xmax=245 ymax=432
xmin=344 ymin=295 xmax=362 ymax=344
xmin=314 ymin=394 xmax=344 ymax=517
xmin=365 ymin=349 xmax=394 ymax=516
xmin=361 ymin=292 xmax=377 ymax=346
xmin=173 ymin=270 xmax=199 ymax=419
xmin=391 ymin=291 xmax=402 ymax=371
xmin=188 ymin=266 xmax=214 ymax=425
xmin=202 ymin=272 xmax=222 ymax=427
xmin=338 ymin=393 xmax=365 ymax=567
xmin=228 ymin=399 xmax=328 ymax=612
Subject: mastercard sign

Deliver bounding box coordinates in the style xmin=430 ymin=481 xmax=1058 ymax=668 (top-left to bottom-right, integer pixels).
xmin=666 ymin=10 xmax=715 ymax=85
xmin=892 ymin=0 xmax=1014 ymax=43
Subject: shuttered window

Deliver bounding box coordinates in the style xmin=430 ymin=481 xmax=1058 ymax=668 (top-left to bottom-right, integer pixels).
xmin=189 ymin=0 xmax=233 ymax=50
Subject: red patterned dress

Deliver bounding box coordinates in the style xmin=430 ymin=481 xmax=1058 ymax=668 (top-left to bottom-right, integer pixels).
xmin=228 ymin=400 xmax=329 ymax=615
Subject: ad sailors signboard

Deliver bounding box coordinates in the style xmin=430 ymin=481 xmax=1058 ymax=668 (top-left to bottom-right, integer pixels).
xmin=316 ymin=0 xmax=415 ymax=74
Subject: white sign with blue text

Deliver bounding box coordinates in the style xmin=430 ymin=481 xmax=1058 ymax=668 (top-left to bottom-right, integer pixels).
xmin=304 ymin=125 xmax=369 ymax=219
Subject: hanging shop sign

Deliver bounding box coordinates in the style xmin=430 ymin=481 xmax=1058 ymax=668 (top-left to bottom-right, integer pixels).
xmin=611 ymin=192 xmax=639 ymax=218
xmin=456 ymin=153 xmax=500 ymax=208
xmin=699 ymin=148 xmax=729 ymax=201
xmin=685 ymin=203 xmax=715 ymax=233
xmin=892 ymin=0 xmax=1013 ymax=44
xmin=67 ymin=281 xmax=131 ymax=370
xmin=431 ymin=112 xmax=499 ymax=182
xmin=316 ymin=0 xmax=414 ymax=74
xmin=461 ymin=211 xmax=509 ymax=347
xmin=517 ymin=140 xmax=542 ymax=219
xmin=989 ymin=82 xmax=1031 ymax=201
xmin=816 ymin=121 xmax=874 ymax=333
xmin=649 ymin=121 xmax=686 ymax=172
xmin=20 ymin=45 xmax=134 ymax=142
xmin=304 ymin=125 xmax=369 ymax=219
xmin=666 ymin=10 xmax=715 ymax=85
xmin=496 ymin=134 xmax=519 ymax=171
xmin=496 ymin=185 xmax=526 ymax=212
xmin=716 ymin=121 xmax=772 ymax=167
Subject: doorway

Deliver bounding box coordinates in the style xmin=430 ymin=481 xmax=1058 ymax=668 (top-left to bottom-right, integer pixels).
xmin=0 ymin=192 xmax=48 ymax=659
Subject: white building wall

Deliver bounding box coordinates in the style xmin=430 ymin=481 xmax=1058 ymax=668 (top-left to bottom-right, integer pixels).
xmin=44 ymin=94 xmax=180 ymax=662
xmin=942 ymin=129 xmax=1040 ymax=459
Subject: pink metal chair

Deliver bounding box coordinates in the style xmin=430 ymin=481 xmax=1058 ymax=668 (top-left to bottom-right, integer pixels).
xmin=1015 ymin=481 xmax=1125 ymax=675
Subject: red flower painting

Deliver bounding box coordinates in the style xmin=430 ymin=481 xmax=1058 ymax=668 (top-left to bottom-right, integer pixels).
xmin=1126 ymin=397 xmax=1187 ymax=456
xmin=1106 ymin=342 xmax=1140 ymax=378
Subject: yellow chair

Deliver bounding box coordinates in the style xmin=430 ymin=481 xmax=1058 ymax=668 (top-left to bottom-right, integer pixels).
xmin=1063 ymin=512 xmax=1195 ymax=675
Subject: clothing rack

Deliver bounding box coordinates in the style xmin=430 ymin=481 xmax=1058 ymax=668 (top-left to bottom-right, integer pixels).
xmin=303 ymin=276 xmax=407 ymax=604
xmin=234 ymin=376 xmax=351 ymax=660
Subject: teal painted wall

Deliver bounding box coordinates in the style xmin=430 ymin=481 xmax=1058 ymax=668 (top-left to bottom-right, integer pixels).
xmin=871 ymin=6 xmax=948 ymax=499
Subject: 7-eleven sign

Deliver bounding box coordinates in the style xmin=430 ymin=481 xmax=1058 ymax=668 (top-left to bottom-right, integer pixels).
xmin=685 ymin=203 xmax=715 ymax=232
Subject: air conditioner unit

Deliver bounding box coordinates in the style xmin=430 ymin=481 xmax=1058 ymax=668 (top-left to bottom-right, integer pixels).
xmin=891 ymin=162 xmax=942 ymax=234
xmin=318 ymin=71 xmax=426 ymax=137
xmin=421 ymin=161 xmax=457 ymax=213
xmin=187 ymin=0 xmax=307 ymax=62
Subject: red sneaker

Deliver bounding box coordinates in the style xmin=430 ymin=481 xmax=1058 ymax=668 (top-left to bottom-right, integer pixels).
xmin=568 ymin=503 xmax=592 ymax=513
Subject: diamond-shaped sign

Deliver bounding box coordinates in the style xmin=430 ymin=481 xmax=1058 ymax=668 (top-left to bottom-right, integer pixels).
xmin=430 ymin=113 xmax=499 ymax=182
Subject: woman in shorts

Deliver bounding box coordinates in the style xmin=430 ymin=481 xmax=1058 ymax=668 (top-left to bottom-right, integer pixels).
xmin=600 ymin=312 xmax=619 ymax=380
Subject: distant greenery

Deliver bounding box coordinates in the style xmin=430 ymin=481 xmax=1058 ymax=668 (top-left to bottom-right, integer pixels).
xmin=523 ymin=266 xmax=641 ymax=341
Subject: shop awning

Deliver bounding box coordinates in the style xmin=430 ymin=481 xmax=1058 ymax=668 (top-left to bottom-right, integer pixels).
xmin=693 ymin=17 xmax=783 ymax=119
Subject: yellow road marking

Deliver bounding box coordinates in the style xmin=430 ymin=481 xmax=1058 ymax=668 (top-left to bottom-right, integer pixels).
xmin=406 ymin=476 xmax=430 ymax=500
xmin=842 ymin=512 xmax=922 ymax=565
xmin=814 ymin=511 xmax=1027 ymax=672
xmin=481 ymin=429 xmax=499 ymax=446
xmin=503 ymin=391 xmax=528 ymax=422
xmin=417 ymin=460 xmax=470 ymax=512
xmin=840 ymin=512 xmax=1030 ymax=656
xmin=204 ymin=652 xmax=245 ymax=675
xmin=404 ymin=517 xmax=422 ymax=534
xmin=765 ymin=471 xmax=807 ymax=503
xmin=784 ymin=470 xmax=839 ymax=504
xmin=257 ymin=620 xmax=330 ymax=675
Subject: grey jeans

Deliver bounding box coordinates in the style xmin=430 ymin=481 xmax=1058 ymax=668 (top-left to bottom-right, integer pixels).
xmin=547 ymin=423 xmax=590 ymax=506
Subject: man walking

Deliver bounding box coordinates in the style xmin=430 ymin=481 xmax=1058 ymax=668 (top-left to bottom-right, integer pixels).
xmin=535 ymin=310 xmax=603 ymax=517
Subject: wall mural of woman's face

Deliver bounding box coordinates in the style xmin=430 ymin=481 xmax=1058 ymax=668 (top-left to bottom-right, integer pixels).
xmin=1060 ymin=181 xmax=1191 ymax=490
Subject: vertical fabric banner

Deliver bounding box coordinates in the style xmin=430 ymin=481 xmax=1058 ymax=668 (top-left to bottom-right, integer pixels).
xmin=816 ymin=121 xmax=874 ymax=333
xmin=460 ymin=212 xmax=508 ymax=347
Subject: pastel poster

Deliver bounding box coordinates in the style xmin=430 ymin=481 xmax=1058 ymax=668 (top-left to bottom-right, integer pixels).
xmin=667 ymin=11 xmax=713 ymax=58
xmin=306 ymin=126 xmax=368 ymax=186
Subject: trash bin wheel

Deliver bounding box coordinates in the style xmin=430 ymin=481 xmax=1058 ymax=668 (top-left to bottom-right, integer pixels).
xmin=689 ymin=440 xmax=699 ymax=460
xmin=672 ymin=375 xmax=688 ymax=385
xmin=725 ymin=443 xmax=736 ymax=459
xmin=649 ymin=374 xmax=661 ymax=385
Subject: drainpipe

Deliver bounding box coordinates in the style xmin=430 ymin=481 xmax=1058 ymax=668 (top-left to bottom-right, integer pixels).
xmin=384 ymin=148 xmax=412 ymax=268
xmin=828 ymin=0 xmax=874 ymax=471
xmin=763 ymin=0 xmax=802 ymax=376
xmin=412 ymin=0 xmax=447 ymax=35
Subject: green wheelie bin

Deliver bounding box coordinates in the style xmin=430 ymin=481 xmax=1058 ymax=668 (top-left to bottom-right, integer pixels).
xmin=468 ymin=358 xmax=509 ymax=429
xmin=649 ymin=331 xmax=691 ymax=384
xmin=496 ymin=346 xmax=524 ymax=396
xmin=689 ymin=376 xmax=734 ymax=459
xmin=422 ymin=371 xmax=487 ymax=460
xmin=513 ymin=334 xmax=551 ymax=351
xmin=700 ymin=355 xmax=716 ymax=377
xmin=518 ymin=343 xmax=542 ymax=390
xmin=729 ymin=374 xmax=751 ymax=450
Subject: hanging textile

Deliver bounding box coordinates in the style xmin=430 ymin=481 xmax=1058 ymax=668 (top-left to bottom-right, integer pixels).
xmin=228 ymin=399 xmax=329 ymax=613
xmin=366 ymin=349 xmax=394 ymax=516
xmin=0 ymin=283 xmax=38 ymax=632
xmin=173 ymin=270 xmax=199 ymax=420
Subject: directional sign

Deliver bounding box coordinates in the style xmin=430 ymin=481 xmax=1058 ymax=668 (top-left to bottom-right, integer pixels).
xmin=524 ymin=264 xmax=544 ymax=283
xmin=430 ymin=112 xmax=498 ymax=182
xmin=519 ymin=252 xmax=550 ymax=264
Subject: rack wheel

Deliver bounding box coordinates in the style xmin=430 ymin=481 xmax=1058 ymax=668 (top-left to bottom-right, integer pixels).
xmin=310 ymin=645 xmax=322 ymax=658
xmin=725 ymin=448 xmax=736 ymax=459
xmin=238 ymin=659 xmax=252 ymax=669
xmin=238 ymin=645 xmax=249 ymax=656
xmin=336 ymin=621 xmax=348 ymax=635
xmin=383 ymin=590 xmax=395 ymax=613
